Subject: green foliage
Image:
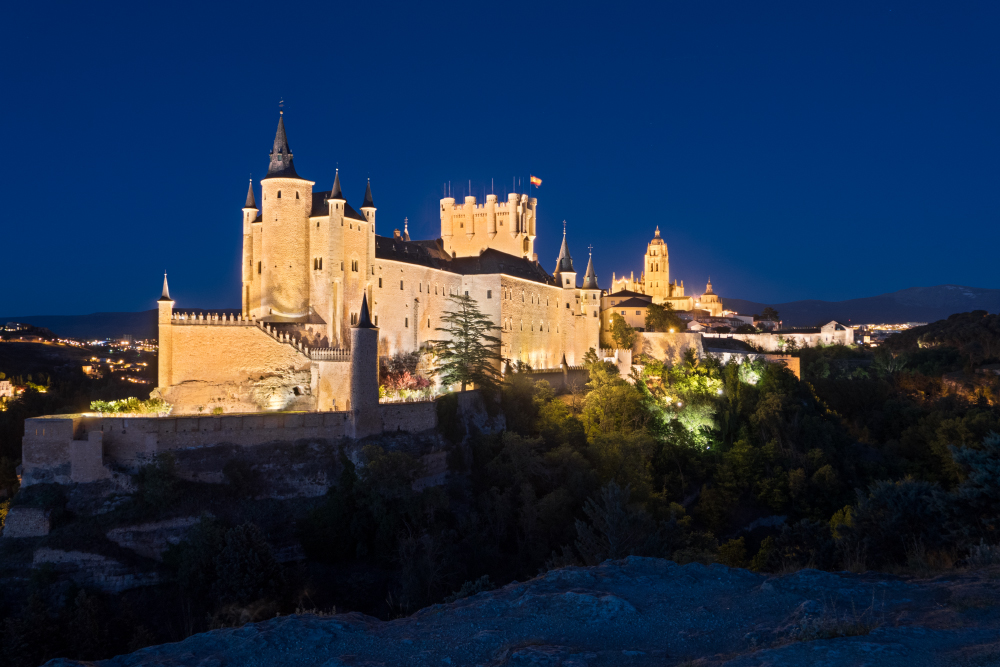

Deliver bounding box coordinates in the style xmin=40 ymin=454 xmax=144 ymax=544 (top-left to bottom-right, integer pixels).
xmin=645 ymin=302 xmax=685 ymax=333
xmin=609 ymin=313 xmax=636 ymax=350
xmin=430 ymin=294 xmax=502 ymax=392
xmin=717 ymin=536 xmax=747 ymax=567
xmin=90 ymin=397 xmax=169 ymax=414
xmin=213 ymin=522 xmax=285 ymax=604
xmin=760 ymin=307 xmax=780 ymax=322
xmin=884 ymin=310 xmax=1000 ymax=367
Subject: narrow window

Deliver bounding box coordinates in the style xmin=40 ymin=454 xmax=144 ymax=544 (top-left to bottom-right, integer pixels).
xmin=257 ymin=261 xmax=261 ymax=274
xmin=375 ymin=315 xmax=379 ymax=325
xmin=317 ymin=222 xmax=319 ymax=228
xmin=405 ymin=317 xmax=409 ymax=328
xmin=465 ymin=291 xmax=469 ymax=297
xmin=420 ymin=284 xmax=422 ymax=292
xmin=277 ymin=191 xmax=281 ymax=198
xmin=319 ymin=258 xmax=323 ymax=270
xmin=295 ymin=192 xmax=299 ymax=199
xmin=313 ymin=258 xmax=317 ymax=270
xmin=427 ymin=318 xmax=430 ymax=327
xmin=379 ymin=278 xmax=382 ymax=288
xmin=341 ymin=261 xmax=344 ymax=270
xmin=400 ymin=280 xmax=404 ymax=290
xmin=487 ymin=290 xmax=492 ymax=298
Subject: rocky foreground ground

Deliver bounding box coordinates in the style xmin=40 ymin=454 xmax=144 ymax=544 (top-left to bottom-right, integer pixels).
xmin=50 ymin=557 xmax=1000 ymax=666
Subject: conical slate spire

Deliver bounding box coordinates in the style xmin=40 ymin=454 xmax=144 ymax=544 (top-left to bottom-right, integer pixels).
xmin=582 ymin=249 xmax=599 ymax=289
xmin=244 ymin=180 xmax=257 ymax=208
xmin=264 ymin=113 xmax=299 ymax=179
xmin=329 ymin=169 xmax=343 ymax=200
xmin=361 ymin=179 xmax=375 ymax=208
xmin=158 ymin=273 xmax=173 ymax=302
xmin=356 ymin=293 xmax=376 ymax=329
xmin=554 ymin=221 xmax=574 ymax=274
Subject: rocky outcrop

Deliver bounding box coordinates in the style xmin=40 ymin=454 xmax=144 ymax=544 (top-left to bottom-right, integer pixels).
xmin=105 ymin=517 xmax=203 ymax=561
xmin=33 ymin=548 xmax=159 ymax=593
xmin=2 ymin=506 xmax=51 ymax=537
xmin=45 ymin=557 xmax=1000 ymax=666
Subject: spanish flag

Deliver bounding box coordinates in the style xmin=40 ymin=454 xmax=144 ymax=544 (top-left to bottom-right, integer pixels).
xmin=530 ymin=175 xmax=542 ymax=187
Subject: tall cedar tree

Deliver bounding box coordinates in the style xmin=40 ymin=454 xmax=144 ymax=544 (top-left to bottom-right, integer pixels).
xmin=430 ymin=294 xmax=502 ymax=392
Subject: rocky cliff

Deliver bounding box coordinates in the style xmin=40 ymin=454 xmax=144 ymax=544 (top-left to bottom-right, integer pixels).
xmin=47 ymin=557 xmax=1000 ymax=666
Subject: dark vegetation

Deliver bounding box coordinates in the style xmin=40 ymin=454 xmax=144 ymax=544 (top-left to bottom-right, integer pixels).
xmin=2 ymin=312 xmax=1000 ymax=666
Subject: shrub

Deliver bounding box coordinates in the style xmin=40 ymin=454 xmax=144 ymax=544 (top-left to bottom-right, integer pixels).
xmin=717 ymin=537 xmax=747 ymax=568
xmin=444 ymin=575 xmax=494 ymax=603
xmin=89 ymin=397 xmax=170 ymax=415
xmin=213 ymin=523 xmax=285 ymax=605
xmin=134 ymin=453 xmax=178 ymax=508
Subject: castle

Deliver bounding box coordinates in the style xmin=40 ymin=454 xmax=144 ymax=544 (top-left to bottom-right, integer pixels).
xmin=154 ymin=113 xmax=601 ymax=416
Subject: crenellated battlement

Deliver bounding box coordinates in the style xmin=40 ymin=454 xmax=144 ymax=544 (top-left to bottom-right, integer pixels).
xmin=171 ymin=312 xmax=256 ymax=325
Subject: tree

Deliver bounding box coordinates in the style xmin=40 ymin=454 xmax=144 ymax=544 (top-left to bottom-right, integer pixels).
xmin=429 ymin=294 xmax=502 ymax=392
xmin=760 ymin=307 xmax=780 ymax=322
xmin=645 ymin=302 xmax=685 ymax=333
xmin=609 ymin=313 xmax=636 ymax=350
xmin=735 ymin=324 xmax=757 ymax=334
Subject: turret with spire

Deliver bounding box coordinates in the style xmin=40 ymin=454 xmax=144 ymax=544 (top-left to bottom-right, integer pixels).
xmin=360 ymin=178 xmax=376 ymax=227
xmin=553 ymin=221 xmax=576 ymax=289
xmin=157 ymin=273 xmax=175 ymax=389
xmin=263 ymin=112 xmax=299 ymax=180
xmin=582 ymin=246 xmax=599 ymax=290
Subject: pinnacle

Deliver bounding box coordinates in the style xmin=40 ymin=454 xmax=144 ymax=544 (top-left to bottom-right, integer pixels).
xmin=554 ymin=221 xmax=574 ymax=275
xmin=362 ymin=179 xmax=375 ymax=208
xmin=158 ymin=273 xmax=173 ymax=302
xmin=583 ymin=252 xmax=599 ymax=290
xmin=244 ymin=180 xmax=257 ymax=209
xmin=330 ymin=169 xmax=344 ymax=200
xmin=264 ymin=114 xmax=299 ymax=179
xmin=356 ymin=293 xmax=376 ymax=329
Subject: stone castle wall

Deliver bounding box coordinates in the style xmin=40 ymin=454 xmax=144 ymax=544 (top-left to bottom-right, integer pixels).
xmin=20 ymin=402 xmax=438 ymax=487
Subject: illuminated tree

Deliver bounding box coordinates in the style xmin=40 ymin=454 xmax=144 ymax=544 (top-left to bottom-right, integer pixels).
xmin=645 ymin=302 xmax=685 ymax=333
xmin=610 ymin=313 xmax=636 ymax=350
xmin=429 ymin=295 xmax=502 ymax=392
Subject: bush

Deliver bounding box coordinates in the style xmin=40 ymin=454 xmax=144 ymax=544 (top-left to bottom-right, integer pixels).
xmin=213 ymin=523 xmax=285 ymax=605
xmin=134 ymin=453 xmax=178 ymax=508
xmin=844 ymin=478 xmax=953 ymax=568
xmin=89 ymin=397 xmax=169 ymax=414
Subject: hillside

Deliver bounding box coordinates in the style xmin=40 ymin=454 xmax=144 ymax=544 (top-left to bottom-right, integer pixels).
xmin=0 ymin=309 xmax=240 ymax=340
xmin=48 ymin=558 xmax=1000 ymax=667
xmin=726 ymin=284 xmax=1000 ymax=326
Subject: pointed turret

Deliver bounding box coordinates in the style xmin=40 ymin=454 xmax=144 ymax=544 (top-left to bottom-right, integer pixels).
xmin=554 ymin=221 xmax=574 ymax=274
xmin=244 ymin=180 xmax=257 ymax=209
xmin=582 ymin=249 xmax=599 ymax=289
xmin=263 ymin=113 xmax=299 ymax=179
xmin=158 ymin=273 xmax=173 ymax=302
xmin=329 ymin=169 xmax=344 ymax=200
xmin=361 ymin=179 xmax=375 ymax=209
xmin=356 ymin=293 xmax=376 ymax=329
xmin=402 ymin=217 xmax=410 ymax=242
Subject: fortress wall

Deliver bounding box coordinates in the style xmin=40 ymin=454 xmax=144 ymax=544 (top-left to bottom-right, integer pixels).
xmin=313 ymin=359 xmax=352 ymax=411
xmin=371 ymin=260 xmax=463 ymax=357
xmin=499 ymin=275 xmax=578 ymax=368
xmin=21 ymin=412 xmax=355 ymax=484
xmin=380 ymin=401 xmax=438 ymax=433
xmin=162 ymin=323 xmax=317 ymax=414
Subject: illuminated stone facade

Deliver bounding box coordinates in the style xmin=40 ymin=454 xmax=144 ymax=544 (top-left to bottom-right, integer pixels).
xmin=156 ymin=114 xmax=601 ymax=414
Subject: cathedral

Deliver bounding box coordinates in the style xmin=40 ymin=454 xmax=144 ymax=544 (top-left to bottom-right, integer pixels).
xmin=609 ymin=226 xmax=725 ymax=317
xmin=155 ymin=113 xmax=601 ymax=415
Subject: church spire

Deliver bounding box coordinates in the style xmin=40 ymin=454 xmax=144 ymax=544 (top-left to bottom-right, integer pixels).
xmin=329 ymin=169 xmax=343 ymax=200
xmin=264 ymin=112 xmax=299 ymax=179
xmin=654 ymin=226 xmax=660 ymax=238
xmin=403 ymin=217 xmax=410 ymax=241
xmin=705 ymin=277 xmax=714 ymax=295
xmin=362 ymin=178 xmax=375 ymax=209
xmin=554 ymin=221 xmax=574 ymax=274
xmin=158 ymin=273 xmax=173 ymax=302
xmin=244 ymin=179 xmax=257 ymax=209
xmin=582 ymin=246 xmax=599 ymax=289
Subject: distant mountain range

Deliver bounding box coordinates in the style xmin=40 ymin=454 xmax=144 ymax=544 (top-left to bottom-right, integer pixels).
xmin=0 ymin=309 xmax=239 ymax=340
xmin=3 ymin=285 xmax=998 ymax=338
xmin=726 ymin=285 xmax=1000 ymax=327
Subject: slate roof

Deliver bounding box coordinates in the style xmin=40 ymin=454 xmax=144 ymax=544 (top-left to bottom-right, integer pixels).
xmin=310 ymin=191 xmax=367 ymax=221
xmin=607 ymin=290 xmax=652 ymax=301
xmin=610 ymin=297 xmax=652 ymax=309
xmin=263 ymin=114 xmax=300 ymax=180
xmin=373 ymin=238 xmax=556 ymax=286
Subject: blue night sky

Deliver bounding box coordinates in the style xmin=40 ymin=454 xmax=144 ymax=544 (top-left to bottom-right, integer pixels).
xmin=2 ymin=1 xmax=998 ymax=315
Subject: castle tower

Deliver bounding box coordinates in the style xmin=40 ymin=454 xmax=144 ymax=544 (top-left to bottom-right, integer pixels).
xmin=440 ymin=187 xmax=536 ymax=259
xmin=157 ymin=274 xmax=174 ymax=389
xmin=581 ymin=247 xmax=601 ymax=318
xmin=361 ymin=179 xmax=376 ymax=228
xmin=324 ymin=170 xmax=347 ymax=345
xmin=259 ymin=112 xmax=314 ymax=321
xmin=241 ymin=180 xmax=258 ymax=317
xmin=348 ymin=294 xmax=382 ymax=437
xmin=553 ymin=222 xmax=576 ymax=288
xmin=643 ymin=226 xmax=669 ymax=299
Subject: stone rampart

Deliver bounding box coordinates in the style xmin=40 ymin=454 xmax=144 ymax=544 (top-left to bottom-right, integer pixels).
xmin=21 ymin=401 xmax=438 ymax=487
xmin=634 ymin=332 xmax=704 ymax=365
